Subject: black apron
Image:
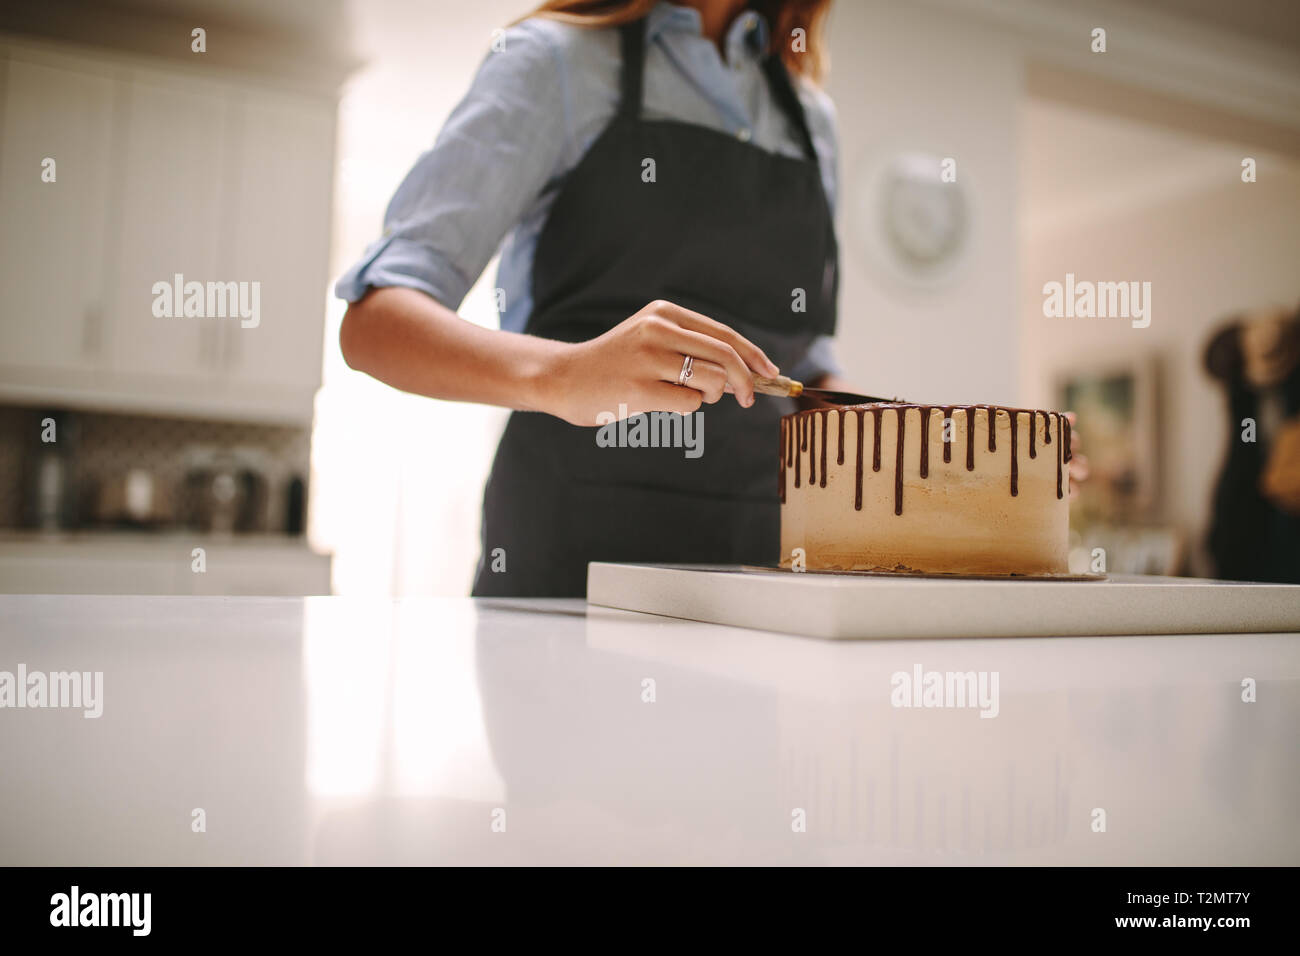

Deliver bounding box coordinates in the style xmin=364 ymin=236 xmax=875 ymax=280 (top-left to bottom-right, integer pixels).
xmin=472 ymin=16 xmax=837 ymax=597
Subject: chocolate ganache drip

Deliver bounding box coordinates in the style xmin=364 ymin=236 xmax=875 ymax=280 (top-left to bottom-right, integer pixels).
xmin=1055 ymin=413 xmax=1062 ymax=500
xmin=794 ymin=415 xmax=803 ymax=488
xmin=871 ymin=407 xmax=883 ymax=472
xmin=919 ymin=407 xmax=931 ymax=479
xmin=836 ymin=408 xmax=845 ymax=466
xmin=808 ymin=411 xmax=816 ymax=486
xmin=819 ymin=410 xmax=829 ymax=488
xmin=941 ymin=407 xmax=953 ymax=463
xmin=854 ymin=409 xmax=865 ymax=510
xmin=1009 ymin=409 xmax=1019 ymax=497
xmin=964 ymin=407 xmax=975 ymax=471
xmin=894 ymin=406 xmax=906 ymax=515
xmin=778 ymin=404 xmax=1070 ymax=515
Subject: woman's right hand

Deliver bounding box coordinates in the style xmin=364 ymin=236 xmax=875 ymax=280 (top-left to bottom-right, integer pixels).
xmin=538 ymin=300 xmax=781 ymax=426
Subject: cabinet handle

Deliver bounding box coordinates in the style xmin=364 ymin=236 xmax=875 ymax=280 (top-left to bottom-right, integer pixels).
xmin=81 ymin=304 xmax=103 ymax=355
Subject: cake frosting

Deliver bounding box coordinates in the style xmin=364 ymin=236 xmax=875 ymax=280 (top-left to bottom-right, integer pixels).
xmin=779 ymin=405 xmax=1071 ymax=575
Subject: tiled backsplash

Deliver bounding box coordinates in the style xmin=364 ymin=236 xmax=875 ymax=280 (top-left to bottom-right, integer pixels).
xmin=0 ymin=404 xmax=311 ymax=532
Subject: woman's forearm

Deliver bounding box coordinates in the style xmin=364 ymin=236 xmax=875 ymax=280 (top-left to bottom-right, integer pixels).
xmin=339 ymin=287 xmax=775 ymax=426
xmin=338 ymin=285 xmax=563 ymax=412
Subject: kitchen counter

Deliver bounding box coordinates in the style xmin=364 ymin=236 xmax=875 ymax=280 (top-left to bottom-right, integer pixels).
xmin=0 ymin=594 xmax=1296 ymax=865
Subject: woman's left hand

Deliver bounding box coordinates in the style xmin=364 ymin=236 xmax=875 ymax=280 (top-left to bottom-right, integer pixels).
xmin=1066 ymin=411 xmax=1089 ymax=498
xmin=1261 ymin=414 xmax=1300 ymax=514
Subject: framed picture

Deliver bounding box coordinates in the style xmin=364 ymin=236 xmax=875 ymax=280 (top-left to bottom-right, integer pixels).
xmin=1055 ymin=355 xmax=1160 ymax=524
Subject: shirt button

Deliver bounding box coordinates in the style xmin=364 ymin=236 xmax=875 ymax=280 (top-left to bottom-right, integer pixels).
xmin=737 ymin=127 xmax=752 ymax=142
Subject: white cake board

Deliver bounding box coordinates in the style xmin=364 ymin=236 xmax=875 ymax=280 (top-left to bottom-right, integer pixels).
xmin=586 ymin=563 xmax=1300 ymax=639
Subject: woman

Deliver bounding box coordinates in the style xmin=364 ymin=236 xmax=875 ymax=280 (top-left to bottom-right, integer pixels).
xmin=1206 ymin=306 xmax=1300 ymax=583
xmin=338 ymin=0 xmax=845 ymax=596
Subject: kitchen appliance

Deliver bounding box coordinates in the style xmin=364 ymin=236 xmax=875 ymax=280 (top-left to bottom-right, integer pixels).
xmin=93 ymin=468 xmax=174 ymax=528
xmin=21 ymin=409 xmax=79 ymax=531
xmin=284 ymin=474 xmax=306 ymax=536
xmin=179 ymin=446 xmax=270 ymax=534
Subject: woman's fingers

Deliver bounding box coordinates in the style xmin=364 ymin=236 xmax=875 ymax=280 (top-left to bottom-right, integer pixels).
xmin=645 ymin=300 xmax=779 ymax=378
xmin=648 ymin=323 xmax=758 ymax=406
xmin=1068 ymin=454 xmax=1089 ymax=499
xmin=1065 ymin=411 xmax=1082 ymax=453
xmin=639 ymin=381 xmax=704 ymax=417
xmin=1063 ymin=412 xmax=1086 ymax=496
xmin=654 ymin=355 xmax=727 ymax=403
xmin=567 ymin=300 xmax=777 ymax=421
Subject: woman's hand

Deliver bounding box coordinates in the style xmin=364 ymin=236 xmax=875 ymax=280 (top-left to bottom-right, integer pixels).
xmin=1065 ymin=411 xmax=1089 ymax=498
xmin=538 ymin=300 xmax=780 ymax=426
xmin=1262 ymin=415 xmax=1300 ymax=514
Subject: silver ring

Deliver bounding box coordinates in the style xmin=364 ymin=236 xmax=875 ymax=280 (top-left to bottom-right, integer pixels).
xmin=677 ymin=355 xmax=695 ymax=386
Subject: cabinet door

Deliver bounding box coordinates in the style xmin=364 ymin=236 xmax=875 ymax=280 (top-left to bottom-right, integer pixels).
xmin=0 ymin=551 xmax=186 ymax=595
xmin=0 ymin=54 xmax=116 ymax=372
xmin=187 ymin=547 xmax=332 ymax=595
xmin=106 ymin=69 xmax=230 ymax=382
xmin=220 ymin=90 xmax=333 ymax=393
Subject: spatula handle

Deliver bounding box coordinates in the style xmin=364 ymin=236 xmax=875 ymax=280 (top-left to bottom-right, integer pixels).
xmin=752 ymin=373 xmax=804 ymax=397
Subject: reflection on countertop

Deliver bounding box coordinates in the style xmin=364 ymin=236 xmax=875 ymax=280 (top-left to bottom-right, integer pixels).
xmin=0 ymin=595 xmax=1296 ymax=865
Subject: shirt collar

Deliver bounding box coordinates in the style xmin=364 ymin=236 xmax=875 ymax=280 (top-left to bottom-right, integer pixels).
xmin=649 ymin=3 xmax=771 ymax=64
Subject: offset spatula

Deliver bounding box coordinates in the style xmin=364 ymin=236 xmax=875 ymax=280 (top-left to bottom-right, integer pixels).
xmin=751 ymin=374 xmax=902 ymax=406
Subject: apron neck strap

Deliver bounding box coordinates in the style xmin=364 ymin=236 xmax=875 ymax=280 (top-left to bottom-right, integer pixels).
xmin=761 ymin=53 xmax=818 ymax=161
xmin=618 ymin=18 xmax=647 ymax=119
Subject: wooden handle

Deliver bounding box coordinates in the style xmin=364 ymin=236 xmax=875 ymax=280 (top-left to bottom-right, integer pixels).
xmin=752 ymin=373 xmax=803 ymax=397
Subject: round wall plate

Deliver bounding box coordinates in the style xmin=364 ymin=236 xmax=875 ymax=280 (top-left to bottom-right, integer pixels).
xmin=849 ymin=149 xmax=971 ymax=290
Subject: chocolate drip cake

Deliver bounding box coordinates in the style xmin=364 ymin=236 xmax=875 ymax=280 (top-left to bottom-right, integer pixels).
xmin=779 ymin=405 xmax=1071 ymax=575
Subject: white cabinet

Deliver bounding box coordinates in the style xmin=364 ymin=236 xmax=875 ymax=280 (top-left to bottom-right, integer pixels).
xmin=218 ymin=89 xmax=334 ymax=395
xmin=0 ymin=38 xmax=337 ymax=424
xmin=107 ymin=68 xmax=229 ymax=383
xmin=0 ymin=53 xmax=116 ymax=373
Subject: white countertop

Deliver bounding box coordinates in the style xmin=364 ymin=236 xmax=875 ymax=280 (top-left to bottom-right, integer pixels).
xmin=0 ymin=594 xmax=1296 ymax=865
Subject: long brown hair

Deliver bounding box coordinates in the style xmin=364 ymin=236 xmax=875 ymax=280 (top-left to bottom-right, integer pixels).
xmin=525 ymin=0 xmax=831 ymax=83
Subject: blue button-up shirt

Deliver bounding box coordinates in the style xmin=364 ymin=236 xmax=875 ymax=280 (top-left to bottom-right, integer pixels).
xmin=335 ymin=1 xmax=841 ymax=380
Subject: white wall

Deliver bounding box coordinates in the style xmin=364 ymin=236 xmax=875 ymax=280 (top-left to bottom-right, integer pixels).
xmin=826 ymin=0 xmax=1022 ymax=404
xmin=1020 ymin=142 xmax=1300 ymax=571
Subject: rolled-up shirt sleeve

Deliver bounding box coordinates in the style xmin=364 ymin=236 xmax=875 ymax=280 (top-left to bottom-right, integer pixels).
xmin=334 ymin=22 xmax=569 ymax=308
xmin=788 ymin=334 xmax=842 ymax=384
